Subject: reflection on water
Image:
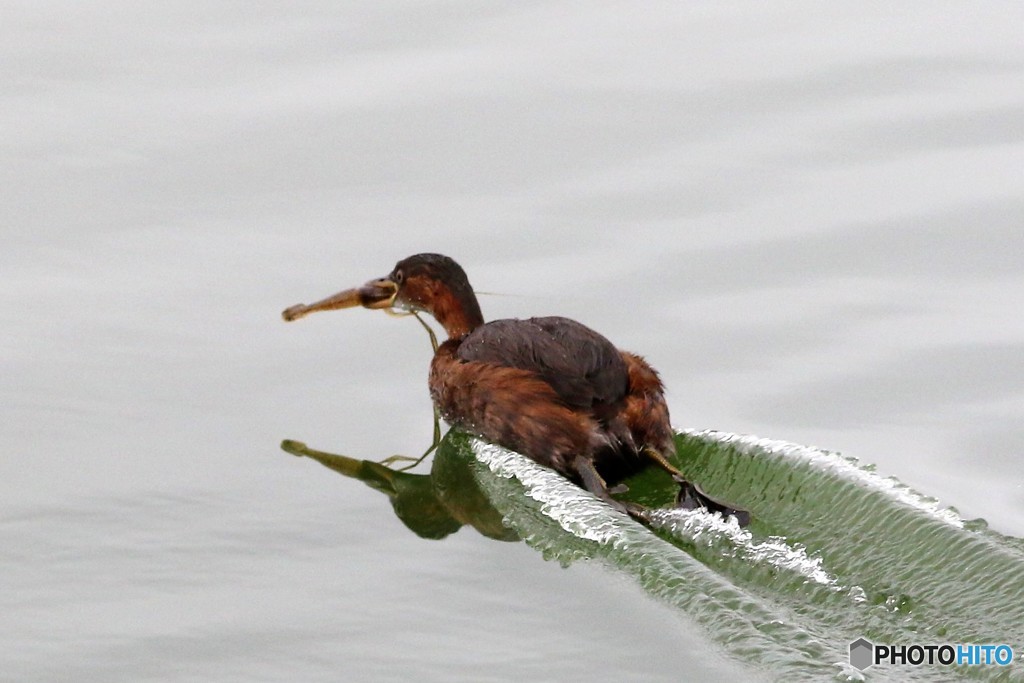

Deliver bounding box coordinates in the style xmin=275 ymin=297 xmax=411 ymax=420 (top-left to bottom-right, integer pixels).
xmin=281 ymin=438 xmax=517 ymax=542
xmin=279 ymin=425 xmax=754 ymax=546
xmin=284 ymin=427 xmax=1024 ymax=680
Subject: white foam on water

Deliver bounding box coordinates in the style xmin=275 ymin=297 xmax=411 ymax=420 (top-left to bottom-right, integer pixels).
xmin=473 ymin=437 xmax=843 ymax=590
xmin=645 ymin=507 xmax=839 ymax=588
xmin=470 ymin=437 xmax=874 ymax=675
xmin=685 ymin=429 xmax=965 ymax=529
xmin=471 ymin=440 xmax=634 ymax=545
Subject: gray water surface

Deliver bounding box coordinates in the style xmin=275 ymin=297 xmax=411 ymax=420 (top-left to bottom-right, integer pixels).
xmin=3 ymin=3 xmax=1022 ymax=681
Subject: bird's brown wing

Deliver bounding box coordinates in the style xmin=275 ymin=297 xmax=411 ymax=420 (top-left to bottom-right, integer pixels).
xmin=455 ymin=316 xmax=628 ymax=409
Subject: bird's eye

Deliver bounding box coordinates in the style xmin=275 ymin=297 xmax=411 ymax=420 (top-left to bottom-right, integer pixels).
xmin=394 ymin=270 xmax=404 ymax=285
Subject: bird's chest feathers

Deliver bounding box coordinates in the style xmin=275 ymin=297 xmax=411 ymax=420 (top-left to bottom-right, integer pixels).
xmin=428 ymin=346 xmax=551 ymax=435
xmin=428 ymin=347 xmax=468 ymax=425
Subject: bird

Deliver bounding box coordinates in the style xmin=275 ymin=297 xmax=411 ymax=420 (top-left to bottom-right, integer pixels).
xmin=283 ymin=253 xmax=747 ymax=524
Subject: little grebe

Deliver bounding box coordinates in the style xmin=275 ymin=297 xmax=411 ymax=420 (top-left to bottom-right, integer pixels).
xmin=283 ymin=253 xmax=747 ymax=523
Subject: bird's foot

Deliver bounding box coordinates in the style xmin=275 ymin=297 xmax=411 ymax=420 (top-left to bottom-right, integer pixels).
xmin=676 ymin=481 xmax=751 ymax=527
xmin=603 ymin=497 xmax=651 ymax=522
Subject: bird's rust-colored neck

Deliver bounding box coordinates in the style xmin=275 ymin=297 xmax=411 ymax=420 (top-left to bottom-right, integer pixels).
xmin=427 ymin=281 xmax=484 ymax=340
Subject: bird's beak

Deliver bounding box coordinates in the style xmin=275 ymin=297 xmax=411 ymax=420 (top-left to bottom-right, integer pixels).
xmin=282 ymin=278 xmax=398 ymax=322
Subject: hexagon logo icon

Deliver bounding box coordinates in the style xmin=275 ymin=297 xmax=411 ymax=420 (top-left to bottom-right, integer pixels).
xmin=849 ymin=638 xmax=874 ymax=670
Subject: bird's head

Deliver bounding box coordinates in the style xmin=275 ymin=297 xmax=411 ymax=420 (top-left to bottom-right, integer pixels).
xmin=282 ymin=253 xmax=483 ymax=339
